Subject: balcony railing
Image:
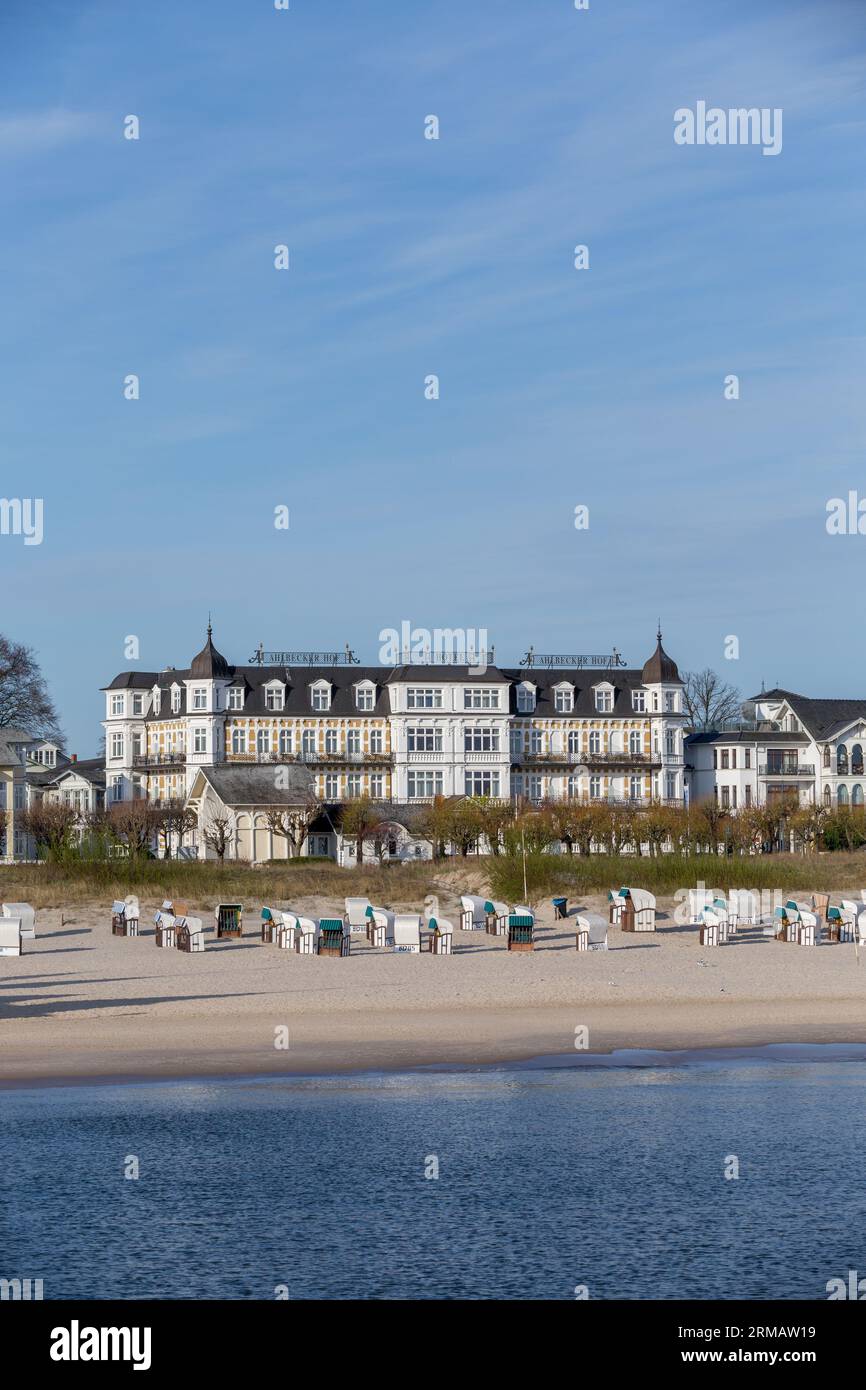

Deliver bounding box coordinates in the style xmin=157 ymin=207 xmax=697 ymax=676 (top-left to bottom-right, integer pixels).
xmin=132 ymin=752 xmax=186 ymax=767
xmin=225 ymin=751 xmax=391 ymax=765
xmin=513 ymin=749 xmax=662 ymax=767
xmin=759 ymin=764 xmax=815 ymax=777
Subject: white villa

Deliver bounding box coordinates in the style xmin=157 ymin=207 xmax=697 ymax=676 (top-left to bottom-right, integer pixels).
xmin=0 ymin=731 xmax=104 ymax=862
xmin=686 ymin=689 xmax=866 ymax=811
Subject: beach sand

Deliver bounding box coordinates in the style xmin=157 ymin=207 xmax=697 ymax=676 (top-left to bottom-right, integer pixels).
xmin=2 ymin=894 xmax=866 ymax=1084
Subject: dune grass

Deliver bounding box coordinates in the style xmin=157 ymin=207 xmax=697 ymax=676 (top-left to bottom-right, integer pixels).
xmin=2 ymin=850 xmax=865 ymax=911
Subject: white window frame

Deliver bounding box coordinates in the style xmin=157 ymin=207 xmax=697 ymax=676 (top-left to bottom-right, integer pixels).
xmin=463 ymin=688 xmax=500 ymax=710
xmin=465 ymin=770 xmax=500 ymax=797
xmin=464 ymin=727 xmax=500 ymax=753
xmin=408 ymin=726 xmax=442 ymax=753
xmin=406 ymin=688 xmax=443 ymax=710
xmin=406 ymin=770 xmax=444 ymax=798
xmin=311 ymin=683 xmax=331 ymax=712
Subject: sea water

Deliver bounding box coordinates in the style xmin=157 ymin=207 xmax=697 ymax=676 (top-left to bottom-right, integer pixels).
xmin=2 ymin=1048 xmax=865 ymax=1300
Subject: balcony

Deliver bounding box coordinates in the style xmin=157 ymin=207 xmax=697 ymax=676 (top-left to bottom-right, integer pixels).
xmin=759 ymin=764 xmax=815 ymax=778
xmin=132 ymin=752 xmax=186 ymax=768
xmin=225 ymin=751 xmax=391 ymax=766
xmin=513 ymin=749 xmax=661 ymax=768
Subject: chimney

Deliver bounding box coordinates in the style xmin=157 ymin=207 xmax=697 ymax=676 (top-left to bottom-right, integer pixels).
xmin=71 ymin=753 xmax=77 ymax=762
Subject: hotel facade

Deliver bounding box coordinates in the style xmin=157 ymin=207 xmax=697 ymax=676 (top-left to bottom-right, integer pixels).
xmin=99 ymin=627 xmax=688 ymax=858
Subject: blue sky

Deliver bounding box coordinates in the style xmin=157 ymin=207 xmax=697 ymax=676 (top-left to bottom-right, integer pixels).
xmin=2 ymin=0 xmax=865 ymax=751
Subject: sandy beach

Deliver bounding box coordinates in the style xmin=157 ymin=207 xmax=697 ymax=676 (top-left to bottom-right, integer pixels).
xmin=2 ymin=892 xmax=866 ymax=1084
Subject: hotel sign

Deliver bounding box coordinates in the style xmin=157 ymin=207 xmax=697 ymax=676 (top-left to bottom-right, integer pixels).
xmin=249 ymin=644 xmax=359 ymax=666
xmin=520 ymin=648 xmax=626 ymax=669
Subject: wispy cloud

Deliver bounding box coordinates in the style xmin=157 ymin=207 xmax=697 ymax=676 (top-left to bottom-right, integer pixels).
xmin=0 ymin=108 xmax=98 ymax=157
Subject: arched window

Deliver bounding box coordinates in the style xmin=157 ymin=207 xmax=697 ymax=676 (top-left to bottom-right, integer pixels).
xmin=823 ymin=746 xmax=831 ymax=768
xmin=838 ymin=785 xmax=849 ymax=806
xmin=853 ymin=785 xmax=864 ymax=807
xmin=837 ymin=745 xmax=849 ymax=774
xmin=823 ymin=785 xmax=831 ymax=806
xmin=853 ymin=745 xmax=864 ymax=775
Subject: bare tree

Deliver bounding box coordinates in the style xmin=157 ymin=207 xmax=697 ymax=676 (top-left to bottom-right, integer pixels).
xmin=264 ymin=794 xmax=325 ymax=858
xmin=0 ymin=635 xmax=64 ymax=742
xmin=158 ymin=798 xmax=198 ymax=858
xmin=108 ymin=800 xmax=164 ymax=858
xmin=201 ymin=812 xmax=233 ymax=861
xmin=340 ymin=794 xmax=383 ymax=863
xmin=682 ymin=668 xmax=742 ymax=730
xmin=19 ymin=801 xmax=79 ymax=858
xmin=371 ymin=819 xmax=402 ymax=863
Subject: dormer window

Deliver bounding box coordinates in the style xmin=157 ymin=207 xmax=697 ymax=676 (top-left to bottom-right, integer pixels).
xmin=594 ymin=684 xmax=614 ymax=713
xmin=152 ymin=688 xmax=161 ymax=716
xmin=355 ymin=682 xmax=375 ymax=711
xmin=265 ymin=682 xmax=285 ymax=712
xmin=516 ymin=683 xmax=536 ymax=714
xmin=227 ymin=686 xmax=244 ymax=711
xmin=553 ymin=685 xmax=574 ymax=714
xmin=311 ymin=681 xmax=331 ymax=712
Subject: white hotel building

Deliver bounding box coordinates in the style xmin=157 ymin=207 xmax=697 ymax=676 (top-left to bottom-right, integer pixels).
xmin=100 ymin=627 xmax=688 ymax=858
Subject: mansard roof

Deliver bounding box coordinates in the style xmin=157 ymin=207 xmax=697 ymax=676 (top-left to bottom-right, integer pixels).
xmin=388 ymin=665 xmax=508 ymax=682
xmin=502 ymin=667 xmax=653 ymax=717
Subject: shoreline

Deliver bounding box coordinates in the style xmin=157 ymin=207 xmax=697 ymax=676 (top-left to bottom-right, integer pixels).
xmin=5 ymin=902 xmax=866 ymax=1090
xmin=4 ymin=997 xmax=866 ymax=1088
